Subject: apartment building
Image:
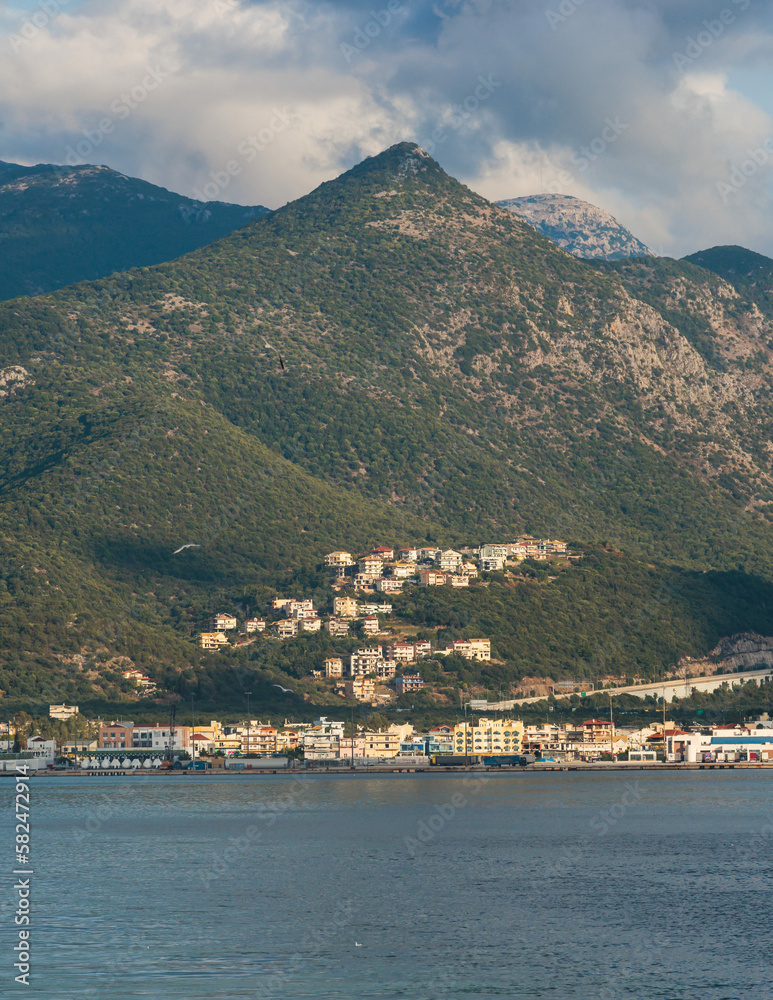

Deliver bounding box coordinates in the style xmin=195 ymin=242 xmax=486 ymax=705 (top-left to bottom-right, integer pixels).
xmin=324 ymin=657 xmax=344 ymax=678
xmin=325 ymin=617 xmax=351 ymax=637
xmin=386 ymin=643 xmax=415 ymax=663
xmin=350 ymin=647 xmax=383 ymax=676
xmin=325 ymin=551 xmax=354 ymax=568
xmin=358 ymin=602 xmax=392 ymax=616
xmin=361 ymin=616 xmax=381 ymax=636
xmin=343 ymin=677 xmax=376 ymax=702
xmin=98 ymin=722 xmax=134 ymax=750
xmin=271 ymin=619 xmax=299 ymax=639
xmin=395 ymin=674 xmax=424 ymax=696
xmin=241 ymin=726 xmax=277 ymax=756
xmin=200 ymin=632 xmax=229 ymax=650
xmin=333 ymin=596 xmax=359 ymax=618
xmin=357 ymin=556 xmax=383 ymax=579
xmin=49 ymin=704 xmax=78 ymax=720
xmin=453 ymin=719 xmax=525 ymax=756
xmin=436 ymin=549 xmax=464 ymax=573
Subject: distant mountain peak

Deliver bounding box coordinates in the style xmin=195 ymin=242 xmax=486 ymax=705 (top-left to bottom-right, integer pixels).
xmin=338 ymin=141 xmax=447 ymax=189
xmin=683 ymin=245 xmax=773 ymax=280
xmin=0 ymin=159 xmax=270 ymax=301
xmin=497 ymin=193 xmax=654 ymax=260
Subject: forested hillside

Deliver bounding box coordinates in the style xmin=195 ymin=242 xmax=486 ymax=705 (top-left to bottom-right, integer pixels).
xmin=2 ymin=142 xmax=773 ymax=712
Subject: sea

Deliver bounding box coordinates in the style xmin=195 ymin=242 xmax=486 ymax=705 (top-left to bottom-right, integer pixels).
xmin=1 ymin=770 xmax=771 ymax=999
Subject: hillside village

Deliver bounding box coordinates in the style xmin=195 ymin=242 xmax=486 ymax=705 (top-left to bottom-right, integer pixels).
xmin=197 ymin=536 xmax=569 ymax=703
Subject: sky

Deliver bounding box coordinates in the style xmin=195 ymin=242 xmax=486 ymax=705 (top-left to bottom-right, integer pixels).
xmin=2 ymin=0 xmax=773 ymax=257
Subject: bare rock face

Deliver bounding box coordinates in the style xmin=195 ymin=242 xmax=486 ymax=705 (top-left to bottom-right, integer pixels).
xmin=497 ymin=193 xmax=653 ymax=260
xmin=678 ymin=633 xmax=773 ymax=676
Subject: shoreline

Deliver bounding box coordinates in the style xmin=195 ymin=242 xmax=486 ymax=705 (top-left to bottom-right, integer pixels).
xmin=9 ymin=761 xmax=773 ymax=777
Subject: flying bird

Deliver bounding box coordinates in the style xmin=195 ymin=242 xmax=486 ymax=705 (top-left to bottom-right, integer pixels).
xmin=172 ymin=544 xmax=201 ymax=555
xmin=264 ymin=339 xmax=286 ymax=371
xmin=272 ymin=684 xmax=294 ymax=694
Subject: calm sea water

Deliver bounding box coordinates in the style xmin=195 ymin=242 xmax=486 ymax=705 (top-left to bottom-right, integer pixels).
xmin=1 ymin=770 xmax=772 ymax=999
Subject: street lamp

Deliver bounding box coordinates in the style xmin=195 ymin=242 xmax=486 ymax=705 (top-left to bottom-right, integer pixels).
xmin=245 ymin=691 xmax=252 ymax=759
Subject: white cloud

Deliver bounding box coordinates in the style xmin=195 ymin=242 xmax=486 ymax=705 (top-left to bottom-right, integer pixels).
xmin=1 ymin=0 xmax=773 ymax=255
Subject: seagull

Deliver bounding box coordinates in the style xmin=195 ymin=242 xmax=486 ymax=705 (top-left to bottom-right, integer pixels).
xmin=272 ymin=684 xmax=294 ymax=694
xmin=172 ymin=544 xmax=201 ymax=555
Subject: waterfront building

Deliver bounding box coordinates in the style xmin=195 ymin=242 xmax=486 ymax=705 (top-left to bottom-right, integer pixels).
xmin=453 ymin=718 xmax=525 ymax=756
xmin=99 ymin=722 xmax=135 ymax=750
xmin=26 ymin=737 xmax=56 ymax=761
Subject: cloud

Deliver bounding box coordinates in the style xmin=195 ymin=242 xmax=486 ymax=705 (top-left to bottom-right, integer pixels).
xmin=1 ymin=0 xmax=773 ymax=256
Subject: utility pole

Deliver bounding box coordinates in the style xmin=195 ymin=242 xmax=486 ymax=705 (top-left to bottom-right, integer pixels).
xmin=608 ymin=692 xmax=614 ymax=761
xmin=190 ymin=694 xmax=195 ymax=768
xmin=245 ymin=691 xmax=252 ymax=758
xmin=350 ymin=705 xmax=355 ymax=769
xmin=662 ymin=686 xmax=667 ymax=762
xmin=464 ymin=700 xmax=469 ymax=768
xmin=73 ymin=707 xmax=78 ymax=769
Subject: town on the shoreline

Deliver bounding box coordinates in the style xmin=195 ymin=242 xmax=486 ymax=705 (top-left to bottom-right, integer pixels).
xmin=4 ymin=706 xmax=772 ymax=770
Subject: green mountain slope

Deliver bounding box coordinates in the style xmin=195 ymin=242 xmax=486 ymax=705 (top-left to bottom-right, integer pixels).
xmin=3 ymin=142 xmax=773 ymax=709
xmin=0 ymin=160 xmax=269 ymax=301
xmin=682 ymin=245 xmax=773 ymax=321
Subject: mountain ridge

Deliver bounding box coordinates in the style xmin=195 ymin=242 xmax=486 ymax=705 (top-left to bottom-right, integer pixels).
xmin=0 ymin=159 xmax=269 ymax=301
xmin=2 ymin=141 xmax=773 ymax=707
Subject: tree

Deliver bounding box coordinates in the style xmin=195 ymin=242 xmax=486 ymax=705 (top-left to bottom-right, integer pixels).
xmin=364 ymin=712 xmax=390 ymax=732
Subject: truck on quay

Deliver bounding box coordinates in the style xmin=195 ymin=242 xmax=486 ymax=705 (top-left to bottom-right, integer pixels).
xmin=430 ymin=754 xmax=535 ymax=767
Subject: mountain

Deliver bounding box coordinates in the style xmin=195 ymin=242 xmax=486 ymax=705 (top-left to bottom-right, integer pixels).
xmin=497 ymin=193 xmax=653 ymax=260
xmin=0 ymin=160 xmax=269 ymax=301
xmin=2 ymin=141 xmax=773 ymax=711
xmin=682 ymin=245 xmax=773 ymax=320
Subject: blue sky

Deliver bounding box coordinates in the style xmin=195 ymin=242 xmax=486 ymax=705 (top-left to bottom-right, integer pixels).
xmin=2 ymin=0 xmax=773 ymax=257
